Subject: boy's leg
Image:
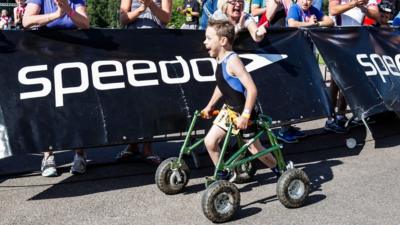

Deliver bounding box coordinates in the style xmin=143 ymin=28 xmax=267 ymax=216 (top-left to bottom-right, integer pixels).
xmin=204 ymin=125 xmax=227 ymax=165
xmin=247 ymin=139 xmax=277 ymax=168
xmin=248 ymin=139 xmax=281 ymax=177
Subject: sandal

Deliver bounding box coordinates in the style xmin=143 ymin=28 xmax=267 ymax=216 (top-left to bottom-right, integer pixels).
xmin=142 ymin=154 xmax=163 ymax=166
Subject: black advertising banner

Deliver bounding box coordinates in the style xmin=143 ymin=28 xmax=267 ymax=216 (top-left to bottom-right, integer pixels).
xmin=0 ymin=29 xmax=330 ymax=156
xmin=309 ymin=27 xmax=400 ymax=119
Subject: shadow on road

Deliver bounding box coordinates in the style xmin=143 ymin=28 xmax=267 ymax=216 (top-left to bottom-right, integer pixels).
xmin=2 ymin=113 xmax=398 ymax=203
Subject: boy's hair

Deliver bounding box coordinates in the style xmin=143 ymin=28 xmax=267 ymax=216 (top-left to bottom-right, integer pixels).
xmin=208 ymin=19 xmax=235 ymax=45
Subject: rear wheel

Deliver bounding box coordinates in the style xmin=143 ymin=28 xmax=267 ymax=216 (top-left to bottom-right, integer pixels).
xmin=231 ymin=160 xmax=257 ymax=184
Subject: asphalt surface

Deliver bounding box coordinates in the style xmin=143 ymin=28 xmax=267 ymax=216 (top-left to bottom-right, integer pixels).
xmin=0 ymin=113 xmax=400 ymax=225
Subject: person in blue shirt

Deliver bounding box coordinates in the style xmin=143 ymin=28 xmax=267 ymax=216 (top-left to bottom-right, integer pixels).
xmin=199 ymin=0 xmax=219 ymax=29
xmin=287 ymin=0 xmax=333 ymax=27
xmin=23 ymin=0 xmax=89 ymax=29
xmin=394 ymin=11 xmax=400 ymax=26
xmin=22 ymin=0 xmax=89 ymax=177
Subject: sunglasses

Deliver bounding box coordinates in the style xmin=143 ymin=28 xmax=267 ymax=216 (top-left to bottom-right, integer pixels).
xmin=228 ymin=0 xmax=244 ymax=5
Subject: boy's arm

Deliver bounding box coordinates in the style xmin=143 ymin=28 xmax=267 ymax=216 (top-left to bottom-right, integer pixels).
xmin=227 ymin=55 xmax=258 ymax=129
xmin=202 ymin=86 xmax=223 ymax=119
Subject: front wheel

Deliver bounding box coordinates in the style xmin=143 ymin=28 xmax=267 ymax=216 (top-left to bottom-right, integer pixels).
xmin=155 ymin=157 xmax=190 ymax=195
xmin=276 ymin=168 xmax=310 ymax=208
xmin=201 ymin=180 xmax=240 ymax=223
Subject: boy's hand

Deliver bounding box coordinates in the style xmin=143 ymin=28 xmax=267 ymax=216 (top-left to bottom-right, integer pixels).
xmin=235 ymin=116 xmax=249 ymax=130
xmin=201 ymin=106 xmax=214 ymax=119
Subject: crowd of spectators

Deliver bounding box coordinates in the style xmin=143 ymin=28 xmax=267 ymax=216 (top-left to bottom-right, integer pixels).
xmin=1 ymin=0 xmax=399 ymax=30
xmin=0 ymin=0 xmax=398 ymax=176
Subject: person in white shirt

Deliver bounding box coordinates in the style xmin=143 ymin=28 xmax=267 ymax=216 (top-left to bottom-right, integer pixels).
xmin=329 ymin=0 xmax=379 ymax=26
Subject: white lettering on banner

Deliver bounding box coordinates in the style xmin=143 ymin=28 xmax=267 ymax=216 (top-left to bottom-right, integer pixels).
xmin=356 ymin=53 xmax=400 ymax=83
xmin=92 ymin=60 xmax=125 ymax=90
xmin=190 ymin=58 xmax=217 ymax=82
xmin=18 ymin=54 xmax=287 ymax=107
xmin=126 ymin=60 xmax=159 ymax=87
xmin=18 ymin=65 xmax=51 ymax=100
xmin=160 ymin=56 xmax=191 ymax=84
xmin=54 ymin=62 xmax=89 ymax=107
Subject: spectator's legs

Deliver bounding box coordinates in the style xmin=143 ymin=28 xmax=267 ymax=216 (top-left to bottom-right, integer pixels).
xmin=70 ymin=148 xmax=87 ymax=175
xmin=41 ymin=151 xmax=57 ymax=177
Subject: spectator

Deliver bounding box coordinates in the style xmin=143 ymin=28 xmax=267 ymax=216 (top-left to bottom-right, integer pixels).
xmin=325 ymin=0 xmax=379 ymax=133
xmin=376 ymin=1 xmax=393 ymax=26
xmin=243 ymin=0 xmax=252 ymax=13
xmin=363 ymin=0 xmax=381 ymax=25
xmin=254 ymin=0 xmax=293 ymax=28
xmin=117 ymin=0 xmax=171 ymax=166
xmin=14 ymin=0 xmax=26 ymax=29
xmin=287 ymin=0 xmax=334 ymax=27
xmin=23 ymin=0 xmax=89 ymax=177
xmin=394 ymin=11 xmax=400 ymax=25
xmin=199 ymin=0 xmax=219 ymax=29
xmin=177 ymin=0 xmax=200 ymax=29
xmin=274 ymin=0 xmax=334 ymax=143
xmin=329 ymin=0 xmax=379 ymax=26
xmin=119 ymin=0 xmax=172 ymax=28
xmin=0 ymin=9 xmax=12 ymax=29
xmin=218 ymin=0 xmax=266 ymax=42
xmin=251 ymin=0 xmax=266 ymax=23
xmin=312 ymin=0 xmax=323 ymax=11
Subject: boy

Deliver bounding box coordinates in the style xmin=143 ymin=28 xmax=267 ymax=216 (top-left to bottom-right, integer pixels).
xmin=287 ymin=0 xmax=334 ymax=27
xmin=201 ymin=18 xmax=280 ymax=179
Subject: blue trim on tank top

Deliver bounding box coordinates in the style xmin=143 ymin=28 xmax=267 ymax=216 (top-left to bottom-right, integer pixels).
xmin=221 ymin=53 xmax=245 ymax=93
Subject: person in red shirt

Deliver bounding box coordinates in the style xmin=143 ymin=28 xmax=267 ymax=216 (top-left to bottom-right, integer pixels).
xmin=0 ymin=9 xmax=12 ymax=29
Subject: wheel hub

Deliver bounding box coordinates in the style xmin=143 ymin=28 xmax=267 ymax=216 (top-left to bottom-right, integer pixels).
xmin=288 ymin=179 xmax=305 ymax=200
xmin=169 ymin=169 xmax=187 ymax=189
xmin=214 ymin=193 xmax=233 ymax=214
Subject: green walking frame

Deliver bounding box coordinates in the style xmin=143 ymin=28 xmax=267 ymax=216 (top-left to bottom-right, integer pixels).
xmin=155 ymin=110 xmax=310 ymax=223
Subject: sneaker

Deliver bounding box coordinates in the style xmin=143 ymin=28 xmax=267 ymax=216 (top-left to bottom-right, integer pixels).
xmin=41 ymin=155 xmax=58 ymax=177
xmin=277 ymin=130 xmax=299 ymax=143
xmin=70 ymin=153 xmax=87 ymax=175
xmin=216 ymin=170 xmax=231 ymax=181
xmin=336 ymin=116 xmax=348 ymax=128
xmin=271 ymin=166 xmax=281 ymax=179
xmin=324 ymin=119 xmax=347 ymax=134
xmin=288 ymin=127 xmax=307 ymax=139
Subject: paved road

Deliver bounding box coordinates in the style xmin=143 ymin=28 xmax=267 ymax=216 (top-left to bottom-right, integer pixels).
xmin=0 ymin=114 xmax=400 ymax=225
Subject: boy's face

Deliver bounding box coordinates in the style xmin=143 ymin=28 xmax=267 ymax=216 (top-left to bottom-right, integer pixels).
xmin=1 ymin=10 xmax=7 ymax=16
xmin=299 ymin=0 xmax=312 ymax=10
xmin=204 ymin=26 xmax=222 ymax=58
xmin=226 ymin=0 xmax=244 ymax=20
